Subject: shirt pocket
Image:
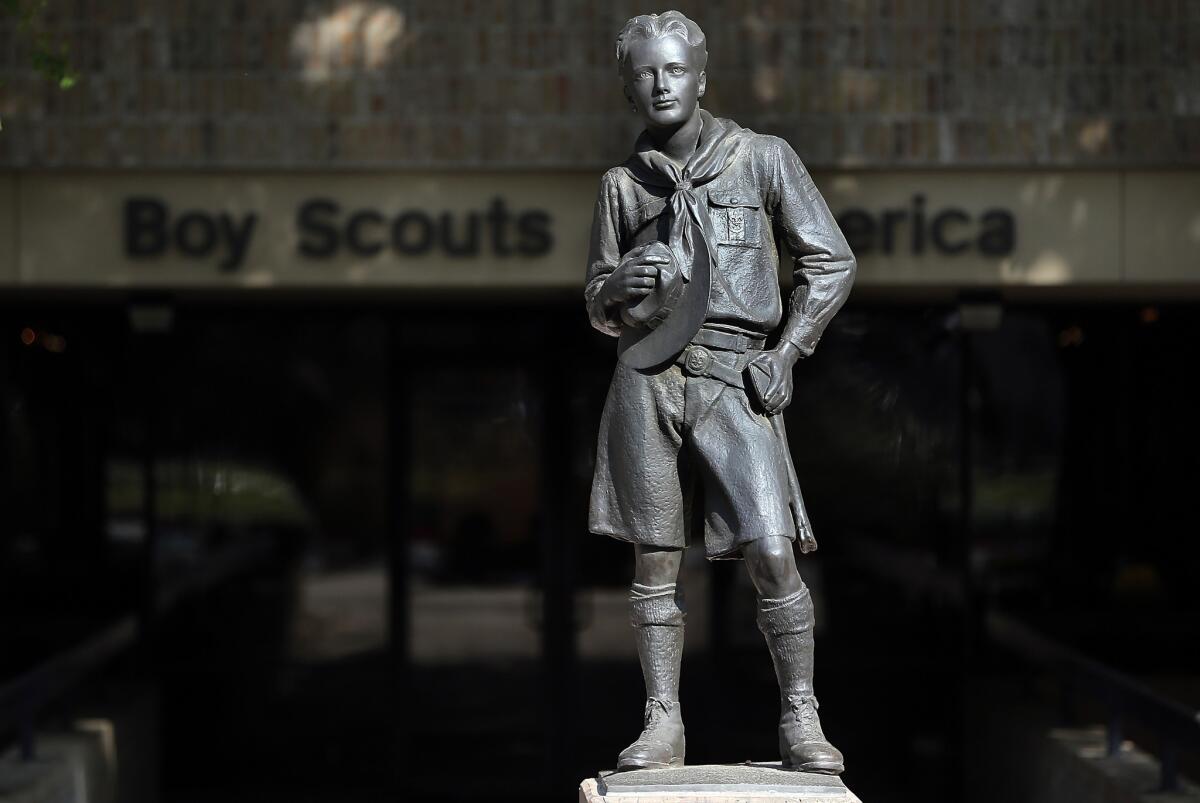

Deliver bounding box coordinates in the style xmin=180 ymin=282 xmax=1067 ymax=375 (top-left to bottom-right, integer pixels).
xmin=707 ymin=191 xmax=763 ymax=249
xmin=623 ymin=195 xmax=668 ymax=243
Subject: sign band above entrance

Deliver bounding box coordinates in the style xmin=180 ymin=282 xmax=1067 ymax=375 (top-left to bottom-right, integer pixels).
xmin=3 ymin=170 xmax=1194 ymax=287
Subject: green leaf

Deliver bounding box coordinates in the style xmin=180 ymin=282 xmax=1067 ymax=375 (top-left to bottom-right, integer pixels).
xmin=3 ymin=0 xmax=77 ymax=90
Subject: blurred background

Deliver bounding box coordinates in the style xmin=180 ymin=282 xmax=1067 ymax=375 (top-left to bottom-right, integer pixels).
xmin=1 ymin=2 xmax=1198 ymax=802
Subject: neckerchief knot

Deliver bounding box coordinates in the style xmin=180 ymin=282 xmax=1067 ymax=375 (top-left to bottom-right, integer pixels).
xmin=632 ymin=111 xmax=747 ymax=286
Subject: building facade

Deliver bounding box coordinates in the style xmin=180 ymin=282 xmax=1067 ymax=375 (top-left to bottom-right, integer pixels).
xmin=2 ymin=3 xmax=1199 ymax=801
xmin=3 ymin=0 xmax=1200 ymax=169
xmin=2 ymin=1 xmax=1198 ymax=291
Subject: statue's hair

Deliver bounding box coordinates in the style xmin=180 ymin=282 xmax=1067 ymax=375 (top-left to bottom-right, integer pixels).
xmin=615 ymin=11 xmax=707 ymax=76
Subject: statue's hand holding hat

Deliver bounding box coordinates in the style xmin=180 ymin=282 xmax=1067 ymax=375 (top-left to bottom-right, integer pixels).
xmin=619 ymin=241 xmax=683 ymax=330
xmin=616 ymin=235 xmax=709 ymax=369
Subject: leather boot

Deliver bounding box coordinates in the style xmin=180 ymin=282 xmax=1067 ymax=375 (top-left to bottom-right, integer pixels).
xmin=757 ymin=587 xmax=844 ymax=775
xmin=616 ymin=582 xmax=686 ymax=770
xmin=617 ymin=697 xmax=685 ymax=770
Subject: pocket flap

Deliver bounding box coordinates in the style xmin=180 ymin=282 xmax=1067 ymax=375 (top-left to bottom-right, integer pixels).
xmin=707 ymin=191 xmax=761 ymax=209
xmin=624 ymin=195 xmax=668 ymax=235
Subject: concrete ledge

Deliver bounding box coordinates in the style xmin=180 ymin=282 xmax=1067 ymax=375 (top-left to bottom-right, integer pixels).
xmin=580 ymin=763 xmax=863 ymax=802
xmin=1037 ymin=727 xmax=1200 ymax=803
xmin=0 ymin=730 xmax=114 ymax=803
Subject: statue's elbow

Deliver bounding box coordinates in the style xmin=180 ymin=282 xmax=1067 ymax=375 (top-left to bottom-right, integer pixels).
xmin=843 ymin=253 xmax=858 ymax=287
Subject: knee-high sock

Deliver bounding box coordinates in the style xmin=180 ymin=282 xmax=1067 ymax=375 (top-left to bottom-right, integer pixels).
xmin=629 ymin=582 xmax=685 ymax=703
xmin=756 ymin=586 xmax=816 ymax=705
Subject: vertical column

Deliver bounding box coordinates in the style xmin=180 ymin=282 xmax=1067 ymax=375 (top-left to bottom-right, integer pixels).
xmin=539 ymin=307 xmax=580 ymax=788
xmin=386 ymin=317 xmax=411 ymax=794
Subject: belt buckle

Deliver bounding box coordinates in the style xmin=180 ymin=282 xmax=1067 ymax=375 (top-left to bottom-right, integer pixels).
xmin=682 ymin=345 xmax=714 ymax=377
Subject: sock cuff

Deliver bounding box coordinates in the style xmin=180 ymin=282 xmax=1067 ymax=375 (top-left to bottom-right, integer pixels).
xmin=756 ymin=586 xmax=813 ymax=636
xmin=759 ymin=586 xmax=811 ymax=612
xmin=630 ymin=583 xmax=685 ymax=627
xmin=631 ymin=582 xmax=677 ymax=599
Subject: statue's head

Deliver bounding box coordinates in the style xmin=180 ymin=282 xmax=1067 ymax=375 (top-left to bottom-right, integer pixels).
xmin=616 ymin=11 xmax=707 ymax=131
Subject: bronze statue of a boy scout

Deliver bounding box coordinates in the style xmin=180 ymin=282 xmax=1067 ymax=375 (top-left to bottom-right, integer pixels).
xmin=585 ymin=11 xmax=857 ymax=774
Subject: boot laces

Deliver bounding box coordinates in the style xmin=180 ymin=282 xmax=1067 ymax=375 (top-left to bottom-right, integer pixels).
xmin=643 ymin=696 xmax=674 ymax=727
xmin=787 ymin=694 xmax=824 ymax=738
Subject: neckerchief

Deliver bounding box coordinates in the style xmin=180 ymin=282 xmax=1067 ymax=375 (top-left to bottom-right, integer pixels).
xmin=631 ymin=110 xmax=748 ymax=284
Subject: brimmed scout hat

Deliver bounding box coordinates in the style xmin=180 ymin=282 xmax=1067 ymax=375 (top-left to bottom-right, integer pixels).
xmin=616 ymin=238 xmax=711 ymax=369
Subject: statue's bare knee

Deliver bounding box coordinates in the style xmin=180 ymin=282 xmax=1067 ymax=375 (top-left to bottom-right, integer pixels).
xmin=634 ymin=544 xmax=684 ymax=587
xmin=743 ymin=536 xmax=804 ymax=599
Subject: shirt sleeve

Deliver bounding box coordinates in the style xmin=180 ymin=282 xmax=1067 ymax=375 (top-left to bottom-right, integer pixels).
xmin=584 ymin=169 xmax=624 ymax=338
xmin=767 ymin=138 xmax=856 ymax=356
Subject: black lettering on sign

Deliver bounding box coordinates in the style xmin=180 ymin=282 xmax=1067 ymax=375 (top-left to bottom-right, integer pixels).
xmin=880 ymin=209 xmax=907 ymax=254
xmin=911 ymin=194 xmax=927 ymax=255
xmin=485 ymin=198 xmax=512 ymax=257
xmin=978 ymin=210 xmax=1016 ymax=256
xmin=346 ymin=210 xmax=384 ymax=257
xmin=219 ymin=213 xmax=257 ymax=272
xmin=440 ymin=212 xmax=481 ymax=256
xmin=836 ymin=210 xmax=874 ymax=254
xmin=836 ymin=198 xmax=1017 ymax=259
xmin=517 ymin=211 xmax=553 ymax=256
xmin=392 ymin=212 xmax=434 ymax=255
xmin=175 ymin=211 xmax=218 ymax=257
xmin=298 ymin=199 xmax=341 ymax=257
xmin=292 ymin=198 xmax=556 ymax=261
xmin=124 ymin=198 xmax=257 ymax=270
xmin=125 ymin=197 xmax=169 ymax=258
xmin=931 ymin=209 xmax=971 ymax=254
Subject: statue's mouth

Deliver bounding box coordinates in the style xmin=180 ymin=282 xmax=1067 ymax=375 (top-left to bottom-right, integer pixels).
xmin=652 ymin=99 xmax=678 ymax=110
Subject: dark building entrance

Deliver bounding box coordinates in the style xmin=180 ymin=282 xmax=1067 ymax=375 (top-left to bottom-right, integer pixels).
xmin=3 ymin=294 xmax=1198 ymax=802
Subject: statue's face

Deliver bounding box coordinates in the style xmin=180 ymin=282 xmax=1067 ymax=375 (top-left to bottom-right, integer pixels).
xmin=622 ymin=34 xmax=705 ymax=130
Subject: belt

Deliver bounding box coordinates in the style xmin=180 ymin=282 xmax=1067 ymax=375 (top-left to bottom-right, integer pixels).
xmin=690 ymin=327 xmax=767 ymax=353
xmin=676 ymin=344 xmax=750 ymax=388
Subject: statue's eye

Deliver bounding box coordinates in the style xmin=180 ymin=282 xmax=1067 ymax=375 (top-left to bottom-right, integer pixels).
xmin=636 ymin=70 xmax=652 ymax=79
xmin=669 ymin=66 xmax=686 ymax=75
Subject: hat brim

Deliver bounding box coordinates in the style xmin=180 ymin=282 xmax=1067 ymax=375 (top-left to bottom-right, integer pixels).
xmin=617 ymin=236 xmax=711 ymax=370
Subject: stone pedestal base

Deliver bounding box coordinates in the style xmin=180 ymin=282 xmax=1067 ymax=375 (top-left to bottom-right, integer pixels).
xmin=579 ymin=763 xmax=863 ymax=802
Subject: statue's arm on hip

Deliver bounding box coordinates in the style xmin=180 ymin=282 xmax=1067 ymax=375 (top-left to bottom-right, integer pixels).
xmin=750 ymin=139 xmax=858 ymax=413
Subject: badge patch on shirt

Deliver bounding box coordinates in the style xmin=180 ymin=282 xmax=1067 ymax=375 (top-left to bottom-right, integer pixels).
xmin=728 ymin=207 xmax=745 ymax=241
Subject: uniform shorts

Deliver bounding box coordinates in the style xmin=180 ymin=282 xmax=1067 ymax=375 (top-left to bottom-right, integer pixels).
xmin=588 ymin=352 xmax=797 ymax=559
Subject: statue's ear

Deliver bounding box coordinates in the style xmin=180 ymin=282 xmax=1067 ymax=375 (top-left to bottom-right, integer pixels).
xmin=698 ymin=70 xmax=707 ymax=99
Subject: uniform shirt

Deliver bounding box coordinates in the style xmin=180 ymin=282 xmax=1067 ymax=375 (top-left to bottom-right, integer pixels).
xmin=585 ymin=127 xmax=856 ymax=356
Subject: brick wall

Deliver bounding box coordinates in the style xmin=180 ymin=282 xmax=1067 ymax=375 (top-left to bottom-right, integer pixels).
xmin=1 ymin=0 xmax=1198 ymax=168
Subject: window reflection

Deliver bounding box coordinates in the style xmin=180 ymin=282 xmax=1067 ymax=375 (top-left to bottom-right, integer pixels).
xmin=408 ymin=364 xmax=542 ymax=664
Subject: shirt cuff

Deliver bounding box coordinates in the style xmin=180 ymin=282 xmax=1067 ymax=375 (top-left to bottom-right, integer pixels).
xmin=779 ymin=315 xmax=821 ymax=357
xmin=585 ymin=279 xmax=623 ymax=337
